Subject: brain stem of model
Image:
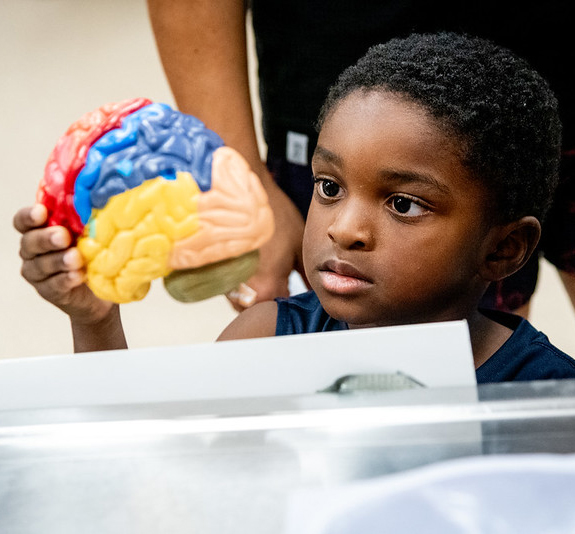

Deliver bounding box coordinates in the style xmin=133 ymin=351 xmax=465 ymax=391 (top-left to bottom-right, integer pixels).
xmin=37 ymin=98 xmax=274 ymax=303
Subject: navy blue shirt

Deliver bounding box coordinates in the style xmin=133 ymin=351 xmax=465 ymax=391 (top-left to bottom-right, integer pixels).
xmin=275 ymin=291 xmax=575 ymax=384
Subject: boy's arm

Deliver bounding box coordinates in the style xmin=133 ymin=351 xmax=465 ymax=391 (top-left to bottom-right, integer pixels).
xmin=71 ymin=304 xmax=127 ymax=353
xmin=14 ymin=204 xmax=128 ymax=353
xmin=147 ymin=0 xmax=306 ymax=310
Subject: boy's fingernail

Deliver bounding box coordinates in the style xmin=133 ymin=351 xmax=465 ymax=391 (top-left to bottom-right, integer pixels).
xmin=63 ymin=249 xmax=81 ymax=268
xmin=30 ymin=204 xmax=45 ymax=223
xmin=50 ymin=230 xmax=68 ymax=248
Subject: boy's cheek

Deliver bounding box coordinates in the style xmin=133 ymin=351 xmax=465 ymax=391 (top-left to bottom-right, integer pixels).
xmin=301 ymin=226 xmax=321 ymax=280
xmin=300 ymin=235 xmax=314 ymax=276
xmin=301 ymin=218 xmax=317 ymax=253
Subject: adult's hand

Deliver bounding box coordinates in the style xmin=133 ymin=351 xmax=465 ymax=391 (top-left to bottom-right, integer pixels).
xmin=227 ymin=168 xmax=308 ymax=311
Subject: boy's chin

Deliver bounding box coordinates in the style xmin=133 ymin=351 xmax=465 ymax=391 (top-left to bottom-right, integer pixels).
xmin=321 ymin=297 xmax=441 ymax=329
xmin=320 ymin=299 xmax=388 ymax=329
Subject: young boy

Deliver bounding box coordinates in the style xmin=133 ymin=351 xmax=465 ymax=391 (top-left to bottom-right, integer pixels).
xmin=14 ymin=32 xmax=575 ymax=382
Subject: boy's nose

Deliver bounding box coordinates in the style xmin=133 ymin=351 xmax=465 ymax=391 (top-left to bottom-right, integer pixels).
xmin=327 ymin=200 xmax=374 ymax=250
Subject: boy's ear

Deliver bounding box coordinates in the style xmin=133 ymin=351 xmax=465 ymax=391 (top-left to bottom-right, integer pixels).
xmin=479 ymin=216 xmax=541 ymax=282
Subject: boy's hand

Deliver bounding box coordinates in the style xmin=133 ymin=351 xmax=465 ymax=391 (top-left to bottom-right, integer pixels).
xmin=14 ymin=204 xmax=113 ymax=325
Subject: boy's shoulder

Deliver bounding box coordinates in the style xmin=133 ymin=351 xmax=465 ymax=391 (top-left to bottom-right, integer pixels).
xmin=477 ymin=309 xmax=575 ymax=383
xmin=275 ymin=291 xmax=348 ymax=336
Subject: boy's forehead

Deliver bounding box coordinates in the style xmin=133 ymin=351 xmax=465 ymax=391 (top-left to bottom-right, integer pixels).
xmin=322 ymin=90 xmax=447 ymax=142
xmin=317 ymin=91 xmax=462 ymax=167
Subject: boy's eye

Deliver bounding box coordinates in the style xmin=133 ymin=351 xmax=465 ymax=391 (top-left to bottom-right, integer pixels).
xmin=314 ymin=178 xmax=341 ymax=199
xmin=390 ymin=196 xmax=427 ymax=217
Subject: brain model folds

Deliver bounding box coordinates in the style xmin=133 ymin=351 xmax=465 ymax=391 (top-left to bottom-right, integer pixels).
xmin=37 ymin=98 xmax=274 ymax=304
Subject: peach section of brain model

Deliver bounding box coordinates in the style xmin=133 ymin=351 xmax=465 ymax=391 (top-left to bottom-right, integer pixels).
xmin=37 ymin=99 xmax=274 ymax=303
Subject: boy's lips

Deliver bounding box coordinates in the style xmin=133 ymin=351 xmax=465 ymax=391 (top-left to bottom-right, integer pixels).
xmin=318 ymin=259 xmax=373 ymax=294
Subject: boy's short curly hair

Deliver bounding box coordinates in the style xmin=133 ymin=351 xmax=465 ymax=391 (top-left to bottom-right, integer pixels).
xmin=317 ymin=32 xmax=562 ymax=223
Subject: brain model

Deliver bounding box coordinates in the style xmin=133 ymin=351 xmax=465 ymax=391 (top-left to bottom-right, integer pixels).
xmin=37 ymin=98 xmax=274 ymax=304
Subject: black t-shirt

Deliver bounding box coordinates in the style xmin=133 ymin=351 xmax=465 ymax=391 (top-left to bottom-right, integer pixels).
xmin=251 ymin=0 xmax=575 ymax=155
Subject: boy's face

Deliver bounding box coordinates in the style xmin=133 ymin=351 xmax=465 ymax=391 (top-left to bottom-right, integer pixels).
xmin=303 ymin=90 xmax=492 ymax=328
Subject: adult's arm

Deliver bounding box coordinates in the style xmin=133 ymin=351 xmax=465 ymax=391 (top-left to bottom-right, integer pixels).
xmin=147 ymin=0 xmax=306 ymax=309
xmin=559 ymin=270 xmax=575 ymax=310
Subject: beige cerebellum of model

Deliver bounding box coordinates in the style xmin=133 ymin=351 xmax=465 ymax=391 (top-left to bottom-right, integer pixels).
xmin=37 ymin=98 xmax=274 ymax=304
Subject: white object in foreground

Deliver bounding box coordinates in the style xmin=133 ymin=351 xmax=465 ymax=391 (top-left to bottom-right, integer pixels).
xmin=0 ymin=320 xmax=475 ymax=410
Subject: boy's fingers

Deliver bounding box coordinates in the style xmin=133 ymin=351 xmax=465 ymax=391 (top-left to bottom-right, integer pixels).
xmin=13 ymin=205 xmax=48 ymax=233
xmin=34 ymin=271 xmax=87 ymax=304
xmin=20 ymin=248 xmax=84 ymax=283
xmin=19 ymin=226 xmax=72 ymax=260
